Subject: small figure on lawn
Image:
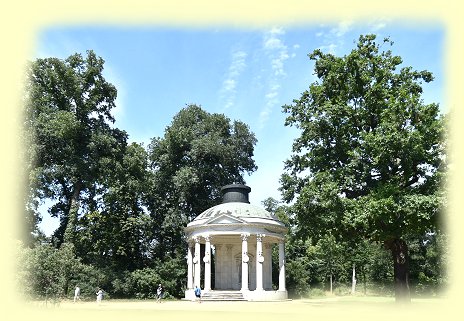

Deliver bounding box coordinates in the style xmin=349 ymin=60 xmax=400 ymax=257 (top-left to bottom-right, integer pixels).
xmin=96 ymin=288 xmax=103 ymax=305
xmin=73 ymin=285 xmax=80 ymax=302
xmin=156 ymin=284 xmax=164 ymax=303
xmin=194 ymin=285 xmax=201 ymax=303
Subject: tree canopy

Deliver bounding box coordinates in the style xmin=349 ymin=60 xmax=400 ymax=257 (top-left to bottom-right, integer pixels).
xmin=147 ymin=104 xmax=258 ymax=257
xmin=23 ymin=50 xmax=128 ymax=246
xmin=21 ymin=48 xmax=259 ymax=299
xmin=280 ymin=34 xmax=447 ymax=301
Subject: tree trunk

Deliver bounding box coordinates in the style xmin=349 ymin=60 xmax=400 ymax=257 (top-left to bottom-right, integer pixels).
xmin=351 ymin=263 xmax=356 ymax=295
xmin=330 ymin=274 xmax=333 ymax=294
xmin=362 ymin=268 xmax=367 ymax=295
xmin=386 ymin=238 xmax=411 ymax=303
xmin=63 ymin=182 xmax=82 ymax=245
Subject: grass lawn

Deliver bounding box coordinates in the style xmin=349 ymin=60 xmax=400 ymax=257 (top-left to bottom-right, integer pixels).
xmin=19 ymin=296 xmax=451 ymax=321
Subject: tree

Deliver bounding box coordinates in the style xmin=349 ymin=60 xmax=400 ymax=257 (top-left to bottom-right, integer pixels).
xmin=262 ymin=197 xmax=291 ymax=228
xmin=314 ymin=234 xmax=344 ymax=294
xmin=73 ymin=142 xmax=154 ymax=271
xmin=23 ymin=50 xmax=128 ymax=246
xmin=408 ymin=231 xmax=448 ymax=295
xmin=280 ymin=34 xmax=446 ymax=302
xmin=147 ymin=104 xmax=258 ymax=258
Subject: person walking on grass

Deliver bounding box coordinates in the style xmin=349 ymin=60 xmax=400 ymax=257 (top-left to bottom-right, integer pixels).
xmin=156 ymin=284 xmax=164 ymax=303
xmin=73 ymin=285 xmax=80 ymax=302
xmin=96 ymin=288 xmax=103 ymax=304
xmin=194 ymin=285 xmax=201 ymax=303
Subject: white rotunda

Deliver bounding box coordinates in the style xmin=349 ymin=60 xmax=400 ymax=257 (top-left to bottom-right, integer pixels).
xmin=184 ymin=184 xmax=288 ymax=301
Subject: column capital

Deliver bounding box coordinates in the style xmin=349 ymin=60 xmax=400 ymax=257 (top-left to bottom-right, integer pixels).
xmin=256 ymin=233 xmax=266 ymax=242
xmin=203 ymin=234 xmax=212 ymax=242
xmin=192 ymin=236 xmax=201 ymax=243
xmin=241 ymin=233 xmax=250 ymax=241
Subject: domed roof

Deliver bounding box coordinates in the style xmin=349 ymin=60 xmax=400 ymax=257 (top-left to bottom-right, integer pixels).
xmin=193 ymin=202 xmax=279 ymax=222
xmin=185 ymin=184 xmax=287 ymax=238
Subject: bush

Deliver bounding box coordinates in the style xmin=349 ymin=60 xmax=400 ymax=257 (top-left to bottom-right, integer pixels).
xmin=306 ymin=287 xmax=325 ymax=298
xmin=286 ymin=259 xmax=311 ymax=298
xmin=111 ymin=255 xmax=187 ymax=299
xmin=68 ymin=263 xmax=108 ymax=301
xmin=15 ymin=241 xmax=111 ymax=302
xmin=16 ymin=242 xmax=71 ymax=301
xmin=333 ymin=284 xmax=351 ymax=296
xmin=124 ymin=268 xmax=161 ymax=299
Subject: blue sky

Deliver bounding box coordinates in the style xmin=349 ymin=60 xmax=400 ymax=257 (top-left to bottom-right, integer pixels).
xmin=34 ymin=20 xmax=445 ymax=236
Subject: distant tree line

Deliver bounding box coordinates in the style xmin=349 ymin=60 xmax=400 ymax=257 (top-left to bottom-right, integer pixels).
xmin=18 ymin=34 xmax=447 ymax=302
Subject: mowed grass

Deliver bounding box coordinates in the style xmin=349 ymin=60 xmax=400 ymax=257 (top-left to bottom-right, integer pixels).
xmin=21 ymin=296 xmax=450 ymax=321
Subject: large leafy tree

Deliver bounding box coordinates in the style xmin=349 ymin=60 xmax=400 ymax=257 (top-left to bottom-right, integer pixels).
xmin=281 ymin=34 xmax=446 ymax=301
xmin=74 ymin=142 xmax=153 ymax=271
xmin=23 ymin=50 xmax=128 ymax=246
xmin=147 ymin=104 xmax=258 ymax=258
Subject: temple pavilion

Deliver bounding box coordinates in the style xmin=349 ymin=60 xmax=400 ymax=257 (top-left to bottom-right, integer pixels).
xmin=184 ymin=184 xmax=288 ymax=301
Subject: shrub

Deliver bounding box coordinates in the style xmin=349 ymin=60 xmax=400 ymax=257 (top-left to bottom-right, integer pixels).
xmin=306 ymin=287 xmax=325 ymax=298
xmin=333 ymin=284 xmax=351 ymax=296
xmin=286 ymin=259 xmax=311 ymax=298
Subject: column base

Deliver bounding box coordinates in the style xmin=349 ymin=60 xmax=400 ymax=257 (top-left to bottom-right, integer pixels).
xmin=242 ymin=290 xmax=288 ymax=301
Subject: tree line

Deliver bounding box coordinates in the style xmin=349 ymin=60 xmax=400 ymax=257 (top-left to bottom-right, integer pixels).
xmin=18 ymin=34 xmax=447 ymax=302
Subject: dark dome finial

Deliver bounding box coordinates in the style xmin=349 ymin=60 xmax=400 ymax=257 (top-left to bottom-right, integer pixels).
xmin=221 ymin=184 xmax=251 ymax=204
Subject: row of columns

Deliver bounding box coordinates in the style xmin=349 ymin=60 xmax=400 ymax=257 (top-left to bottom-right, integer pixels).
xmin=187 ymin=233 xmax=286 ymax=292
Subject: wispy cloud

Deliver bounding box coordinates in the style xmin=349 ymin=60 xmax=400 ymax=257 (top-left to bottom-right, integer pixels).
xmin=315 ymin=20 xmax=355 ymax=55
xmin=368 ymin=18 xmax=390 ymax=32
xmin=259 ymin=27 xmax=292 ymax=128
xmin=331 ymin=20 xmax=354 ymax=37
xmin=316 ymin=19 xmax=390 ymax=55
xmin=263 ymin=27 xmax=290 ymax=76
xmin=220 ymin=50 xmax=247 ymax=110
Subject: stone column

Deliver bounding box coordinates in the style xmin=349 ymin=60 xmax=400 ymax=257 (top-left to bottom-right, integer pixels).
xmin=279 ymin=240 xmax=286 ymax=291
xmin=226 ymin=244 xmax=233 ymax=289
xmin=241 ymin=233 xmax=250 ymax=291
xmin=215 ymin=244 xmax=222 ymax=289
xmin=187 ymin=242 xmax=194 ymax=289
xmin=193 ymin=236 xmax=201 ymax=288
xmin=265 ymin=243 xmax=273 ymax=290
xmin=203 ymin=235 xmax=212 ymax=291
xmin=256 ymin=234 xmax=265 ymax=291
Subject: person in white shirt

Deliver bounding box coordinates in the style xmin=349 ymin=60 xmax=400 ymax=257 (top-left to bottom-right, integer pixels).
xmin=96 ymin=288 xmax=103 ymax=304
xmin=73 ymin=286 xmax=80 ymax=302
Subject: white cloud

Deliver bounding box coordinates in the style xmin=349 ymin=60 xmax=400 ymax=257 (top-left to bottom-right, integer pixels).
xmin=264 ymin=37 xmax=285 ymax=51
xmin=222 ymin=79 xmax=236 ymax=92
xmin=263 ymin=27 xmax=290 ymax=76
xmin=220 ymin=50 xmax=248 ymax=111
xmin=265 ymin=91 xmax=278 ymax=100
xmin=368 ymin=18 xmax=390 ymax=32
xmin=228 ymin=51 xmax=247 ymax=77
xmin=315 ymin=20 xmax=355 ymax=56
xmin=331 ymin=20 xmax=354 ymax=37
xmin=318 ymin=43 xmax=338 ymax=55
xmin=258 ymin=27 xmax=295 ymax=128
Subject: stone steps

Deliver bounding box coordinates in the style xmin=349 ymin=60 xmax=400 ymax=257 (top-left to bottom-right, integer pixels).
xmin=200 ymin=291 xmax=246 ymax=301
